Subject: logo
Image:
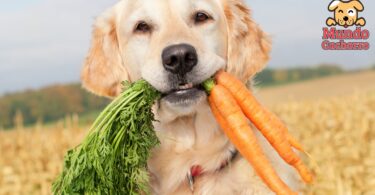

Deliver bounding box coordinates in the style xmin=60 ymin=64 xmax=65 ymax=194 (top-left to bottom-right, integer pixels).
xmin=322 ymin=0 xmax=370 ymax=50
xmin=326 ymin=0 xmax=366 ymax=28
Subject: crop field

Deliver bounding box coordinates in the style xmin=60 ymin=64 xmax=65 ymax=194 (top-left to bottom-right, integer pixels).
xmin=273 ymin=90 xmax=375 ymax=194
xmin=0 ymin=121 xmax=87 ymax=195
xmin=1 ymin=72 xmax=374 ymax=195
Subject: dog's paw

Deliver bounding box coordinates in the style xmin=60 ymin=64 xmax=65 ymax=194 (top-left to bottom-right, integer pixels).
xmin=356 ymin=18 xmax=366 ymax=26
xmin=326 ymin=18 xmax=336 ymax=26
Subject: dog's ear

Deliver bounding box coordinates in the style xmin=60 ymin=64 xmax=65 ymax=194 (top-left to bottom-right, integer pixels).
xmin=223 ymin=0 xmax=271 ymax=82
xmin=350 ymin=0 xmax=364 ymax=11
xmin=81 ymin=8 xmax=130 ymax=98
xmin=328 ymin=0 xmax=340 ymax=11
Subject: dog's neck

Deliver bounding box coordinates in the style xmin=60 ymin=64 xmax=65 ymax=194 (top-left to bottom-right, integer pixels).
xmin=148 ymin=100 xmax=236 ymax=193
xmin=186 ymin=149 xmax=238 ymax=192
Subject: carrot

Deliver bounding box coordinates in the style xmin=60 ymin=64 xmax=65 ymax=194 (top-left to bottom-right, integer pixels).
xmin=205 ymin=81 xmax=297 ymax=195
xmin=287 ymin=134 xmax=304 ymax=152
xmin=264 ymin=108 xmax=304 ymax=152
xmin=214 ymin=70 xmax=313 ymax=183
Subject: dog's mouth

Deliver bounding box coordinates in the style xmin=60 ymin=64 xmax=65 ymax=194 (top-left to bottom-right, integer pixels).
xmin=161 ymin=82 xmax=206 ymax=106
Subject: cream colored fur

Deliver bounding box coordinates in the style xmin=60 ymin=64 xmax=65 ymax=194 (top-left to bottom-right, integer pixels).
xmin=81 ymin=0 xmax=302 ymax=194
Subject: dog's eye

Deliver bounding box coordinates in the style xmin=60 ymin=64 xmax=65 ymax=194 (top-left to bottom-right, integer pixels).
xmin=338 ymin=10 xmax=344 ymax=13
xmin=348 ymin=10 xmax=354 ymax=14
xmin=134 ymin=21 xmax=151 ymax=33
xmin=194 ymin=12 xmax=211 ymax=24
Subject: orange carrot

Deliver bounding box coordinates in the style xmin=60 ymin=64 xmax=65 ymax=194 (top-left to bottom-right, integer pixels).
xmin=287 ymin=134 xmax=304 ymax=152
xmin=214 ymin=70 xmax=313 ymax=183
xmin=205 ymin=83 xmax=297 ymax=195
xmin=264 ymin=108 xmax=304 ymax=152
xmin=260 ymin=108 xmax=304 ymax=152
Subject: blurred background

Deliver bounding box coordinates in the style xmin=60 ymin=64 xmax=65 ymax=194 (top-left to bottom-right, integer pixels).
xmin=0 ymin=0 xmax=374 ymax=194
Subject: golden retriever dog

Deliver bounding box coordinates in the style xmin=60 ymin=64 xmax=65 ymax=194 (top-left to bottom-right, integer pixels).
xmin=81 ymin=0 xmax=301 ymax=194
xmin=326 ymin=0 xmax=366 ymax=28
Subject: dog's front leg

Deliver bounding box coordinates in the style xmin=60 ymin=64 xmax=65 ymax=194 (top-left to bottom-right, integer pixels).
xmin=356 ymin=18 xmax=366 ymax=26
xmin=326 ymin=18 xmax=336 ymax=26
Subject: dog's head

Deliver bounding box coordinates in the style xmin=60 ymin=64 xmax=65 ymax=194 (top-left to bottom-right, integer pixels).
xmin=81 ymin=0 xmax=270 ymax=115
xmin=328 ymin=0 xmax=364 ymax=27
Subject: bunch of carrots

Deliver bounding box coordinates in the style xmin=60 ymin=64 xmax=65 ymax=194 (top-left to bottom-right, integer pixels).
xmin=54 ymin=70 xmax=312 ymax=195
xmin=203 ymin=70 xmax=313 ymax=194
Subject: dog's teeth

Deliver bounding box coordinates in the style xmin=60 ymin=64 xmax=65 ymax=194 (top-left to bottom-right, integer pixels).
xmin=178 ymin=83 xmax=194 ymax=90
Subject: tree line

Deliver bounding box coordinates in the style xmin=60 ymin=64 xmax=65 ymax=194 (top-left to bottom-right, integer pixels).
xmin=255 ymin=64 xmax=344 ymax=87
xmin=0 ymin=84 xmax=109 ymax=129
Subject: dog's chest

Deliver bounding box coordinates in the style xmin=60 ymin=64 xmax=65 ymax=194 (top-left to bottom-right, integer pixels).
xmin=148 ymin=103 xmax=240 ymax=193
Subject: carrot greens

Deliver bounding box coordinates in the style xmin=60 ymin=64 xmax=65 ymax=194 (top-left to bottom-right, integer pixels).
xmin=53 ymin=80 xmax=160 ymax=195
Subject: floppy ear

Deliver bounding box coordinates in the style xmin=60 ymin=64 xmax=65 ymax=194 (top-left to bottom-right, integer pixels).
xmin=328 ymin=0 xmax=340 ymax=11
xmin=224 ymin=0 xmax=271 ymax=82
xmin=81 ymin=8 xmax=129 ymax=98
xmin=351 ymin=0 xmax=364 ymax=11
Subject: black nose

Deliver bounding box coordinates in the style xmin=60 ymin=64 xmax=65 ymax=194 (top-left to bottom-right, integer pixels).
xmin=162 ymin=43 xmax=198 ymax=75
xmin=343 ymin=16 xmax=349 ymax=21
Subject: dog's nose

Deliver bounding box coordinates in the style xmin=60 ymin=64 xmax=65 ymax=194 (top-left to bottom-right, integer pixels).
xmin=343 ymin=16 xmax=349 ymax=21
xmin=162 ymin=43 xmax=198 ymax=75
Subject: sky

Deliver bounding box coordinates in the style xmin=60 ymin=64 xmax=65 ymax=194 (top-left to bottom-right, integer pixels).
xmin=0 ymin=0 xmax=374 ymax=94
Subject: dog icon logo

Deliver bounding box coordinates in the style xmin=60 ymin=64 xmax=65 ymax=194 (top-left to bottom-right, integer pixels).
xmin=326 ymin=0 xmax=366 ymax=28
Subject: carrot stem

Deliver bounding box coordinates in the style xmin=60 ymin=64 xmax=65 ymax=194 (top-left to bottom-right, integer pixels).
xmin=202 ymin=78 xmax=215 ymax=93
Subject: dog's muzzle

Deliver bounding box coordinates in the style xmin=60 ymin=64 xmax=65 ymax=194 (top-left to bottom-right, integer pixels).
xmin=161 ymin=43 xmax=206 ymax=107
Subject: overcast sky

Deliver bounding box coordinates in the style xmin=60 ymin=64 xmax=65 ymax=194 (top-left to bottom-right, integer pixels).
xmin=0 ymin=0 xmax=374 ymax=94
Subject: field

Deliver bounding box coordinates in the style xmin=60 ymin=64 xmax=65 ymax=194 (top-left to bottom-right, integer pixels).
xmin=1 ymin=71 xmax=375 ymax=194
